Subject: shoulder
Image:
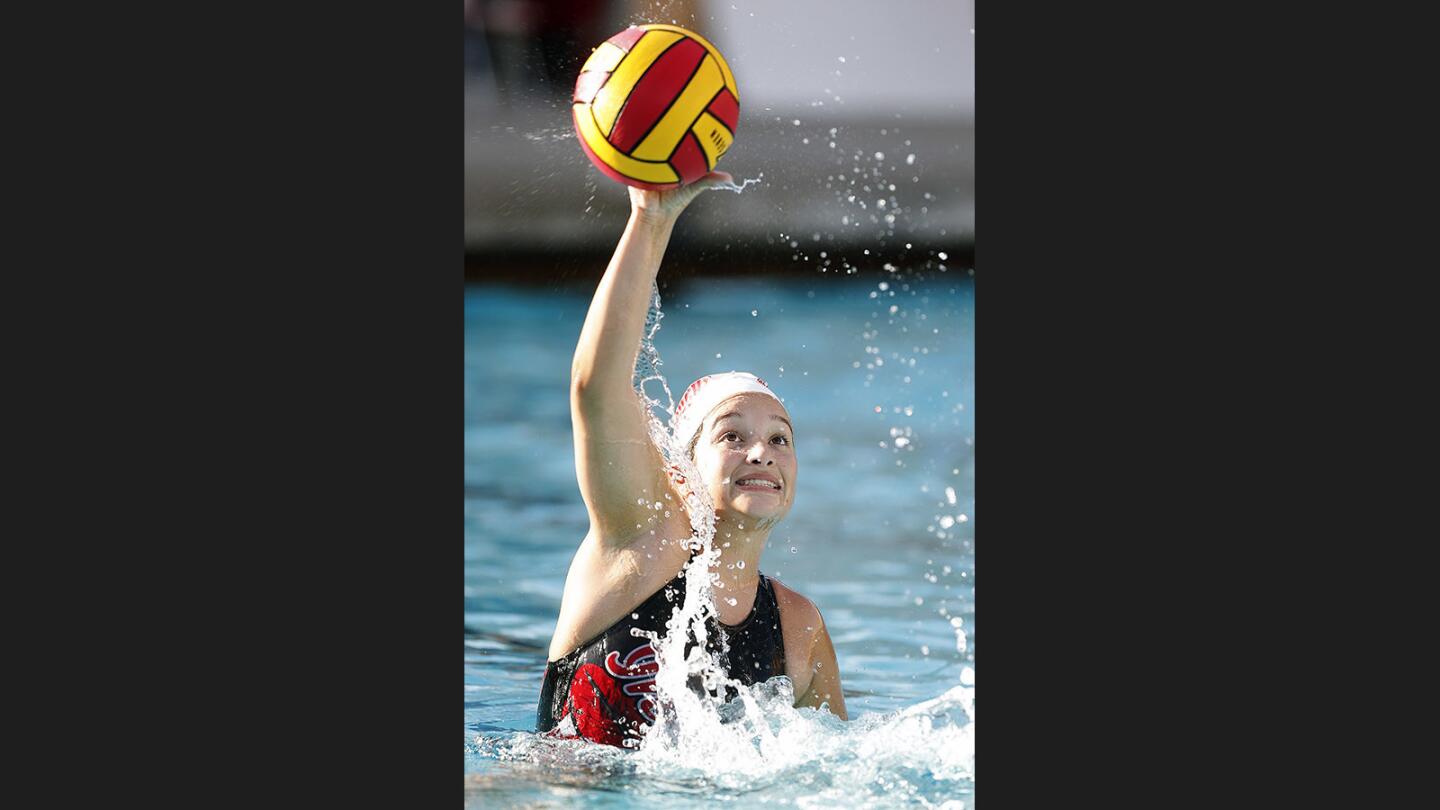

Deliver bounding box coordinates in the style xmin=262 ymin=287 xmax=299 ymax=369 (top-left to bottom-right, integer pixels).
xmin=768 ymin=576 xmax=821 ymax=624
xmin=767 ymin=576 xmax=844 ymax=715
xmin=767 ymin=576 xmax=828 ymax=653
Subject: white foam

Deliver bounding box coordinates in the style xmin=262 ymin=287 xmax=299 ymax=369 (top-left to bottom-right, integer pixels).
xmin=474 ymin=681 xmax=975 ymax=802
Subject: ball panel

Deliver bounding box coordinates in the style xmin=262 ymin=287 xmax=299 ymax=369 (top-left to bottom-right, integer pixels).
xmin=607 ymin=38 xmax=705 ymax=154
xmin=591 ymin=30 xmax=684 ymax=137
xmin=629 ymin=55 xmax=724 ymax=161
xmin=690 ymin=111 xmax=732 ymax=168
xmin=635 ymin=24 xmax=739 ymax=101
xmin=706 ymin=87 xmax=739 ymax=134
xmin=669 ymin=131 xmax=709 ymax=185
xmin=606 ymin=26 xmax=648 ymax=52
xmin=573 ymin=70 xmax=609 ymax=105
xmin=573 ymin=105 xmax=680 ymax=186
xmin=581 ymin=41 xmax=626 ymax=74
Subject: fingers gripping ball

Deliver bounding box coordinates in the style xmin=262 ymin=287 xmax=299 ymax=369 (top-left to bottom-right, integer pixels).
xmin=573 ymin=24 xmax=740 ymax=190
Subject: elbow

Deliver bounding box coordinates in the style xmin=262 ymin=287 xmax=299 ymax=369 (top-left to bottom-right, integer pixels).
xmin=570 ymin=349 xmax=592 ymax=389
xmin=570 ymin=354 xmax=632 ymax=412
xmin=570 ymin=364 xmax=597 ymax=402
xmin=570 ymin=366 xmax=608 ymax=413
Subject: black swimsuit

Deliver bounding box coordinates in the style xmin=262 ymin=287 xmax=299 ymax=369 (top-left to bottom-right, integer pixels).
xmin=536 ymin=569 xmax=787 ymax=748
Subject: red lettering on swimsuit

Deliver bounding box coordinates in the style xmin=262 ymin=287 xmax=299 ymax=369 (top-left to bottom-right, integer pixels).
xmin=553 ymin=642 xmax=662 ymax=747
xmin=604 ymin=643 xmax=658 ymax=722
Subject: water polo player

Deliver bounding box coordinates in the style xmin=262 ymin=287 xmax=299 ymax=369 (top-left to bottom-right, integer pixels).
xmin=536 ymin=173 xmax=848 ymax=748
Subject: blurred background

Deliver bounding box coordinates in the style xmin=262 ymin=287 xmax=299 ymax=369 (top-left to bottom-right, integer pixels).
xmin=466 ymin=3 xmax=974 ymax=802
xmin=464 ymin=0 xmax=974 ymax=279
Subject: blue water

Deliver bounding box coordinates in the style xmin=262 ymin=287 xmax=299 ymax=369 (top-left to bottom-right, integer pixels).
xmin=465 ymin=274 xmax=974 ymax=807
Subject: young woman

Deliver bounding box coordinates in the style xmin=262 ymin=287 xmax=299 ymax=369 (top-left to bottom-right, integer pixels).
xmin=536 ymin=172 xmax=846 ymax=748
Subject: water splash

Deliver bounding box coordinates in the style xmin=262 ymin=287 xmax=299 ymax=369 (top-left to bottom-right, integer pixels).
xmin=520 ymin=126 xmax=576 ymax=143
xmin=632 ymin=282 xmax=675 ymax=409
xmin=629 ymin=283 xmax=746 ymax=754
xmin=630 ymin=284 xmax=848 ymax=767
xmin=713 ymin=174 xmax=764 ymax=194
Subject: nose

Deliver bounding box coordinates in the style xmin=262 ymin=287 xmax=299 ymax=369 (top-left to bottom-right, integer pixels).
xmin=746 ymin=442 xmax=774 ymax=465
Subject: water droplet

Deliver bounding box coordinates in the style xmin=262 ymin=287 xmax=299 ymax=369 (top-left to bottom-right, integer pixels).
xmin=945 ymin=487 xmax=957 ymax=505
xmin=736 ymin=560 xmax=745 ymax=569
xmin=751 ymin=309 xmax=759 ymax=316
xmin=790 ymin=546 xmax=798 ymax=553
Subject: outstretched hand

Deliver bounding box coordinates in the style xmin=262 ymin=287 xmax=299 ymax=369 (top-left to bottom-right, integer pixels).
xmin=629 ymin=171 xmax=734 ymax=225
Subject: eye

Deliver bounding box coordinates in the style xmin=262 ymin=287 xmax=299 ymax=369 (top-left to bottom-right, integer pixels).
xmin=720 ymin=431 xmax=740 ymax=442
xmin=771 ymin=435 xmax=790 ymax=446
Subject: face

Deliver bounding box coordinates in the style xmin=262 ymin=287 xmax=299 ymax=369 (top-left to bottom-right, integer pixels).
xmin=691 ymin=393 xmax=797 ymax=524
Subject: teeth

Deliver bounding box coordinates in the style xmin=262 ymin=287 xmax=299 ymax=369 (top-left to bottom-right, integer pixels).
xmin=736 ymin=479 xmax=780 ymax=489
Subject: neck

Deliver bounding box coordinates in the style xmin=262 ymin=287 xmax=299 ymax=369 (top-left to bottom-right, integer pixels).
xmin=708 ymin=511 xmax=771 ymax=596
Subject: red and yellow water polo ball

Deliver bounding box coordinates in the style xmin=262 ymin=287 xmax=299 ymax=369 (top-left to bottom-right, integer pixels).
xmin=572 ymin=24 xmax=740 ymax=190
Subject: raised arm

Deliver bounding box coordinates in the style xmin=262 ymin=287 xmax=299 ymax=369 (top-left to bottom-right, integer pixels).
xmin=571 ymin=172 xmax=732 ymax=541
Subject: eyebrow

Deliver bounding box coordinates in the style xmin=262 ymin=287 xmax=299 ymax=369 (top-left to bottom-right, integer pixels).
xmin=713 ymin=412 xmax=793 ymax=432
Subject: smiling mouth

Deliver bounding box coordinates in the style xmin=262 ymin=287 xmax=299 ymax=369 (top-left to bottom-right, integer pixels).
xmin=734 ymin=477 xmax=782 ymax=491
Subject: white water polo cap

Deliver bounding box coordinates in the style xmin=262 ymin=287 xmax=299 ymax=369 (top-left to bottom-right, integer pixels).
xmin=671 ymin=372 xmax=785 ymax=450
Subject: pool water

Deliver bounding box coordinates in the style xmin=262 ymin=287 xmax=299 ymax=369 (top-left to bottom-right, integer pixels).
xmin=465 ymin=273 xmax=974 ymax=807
